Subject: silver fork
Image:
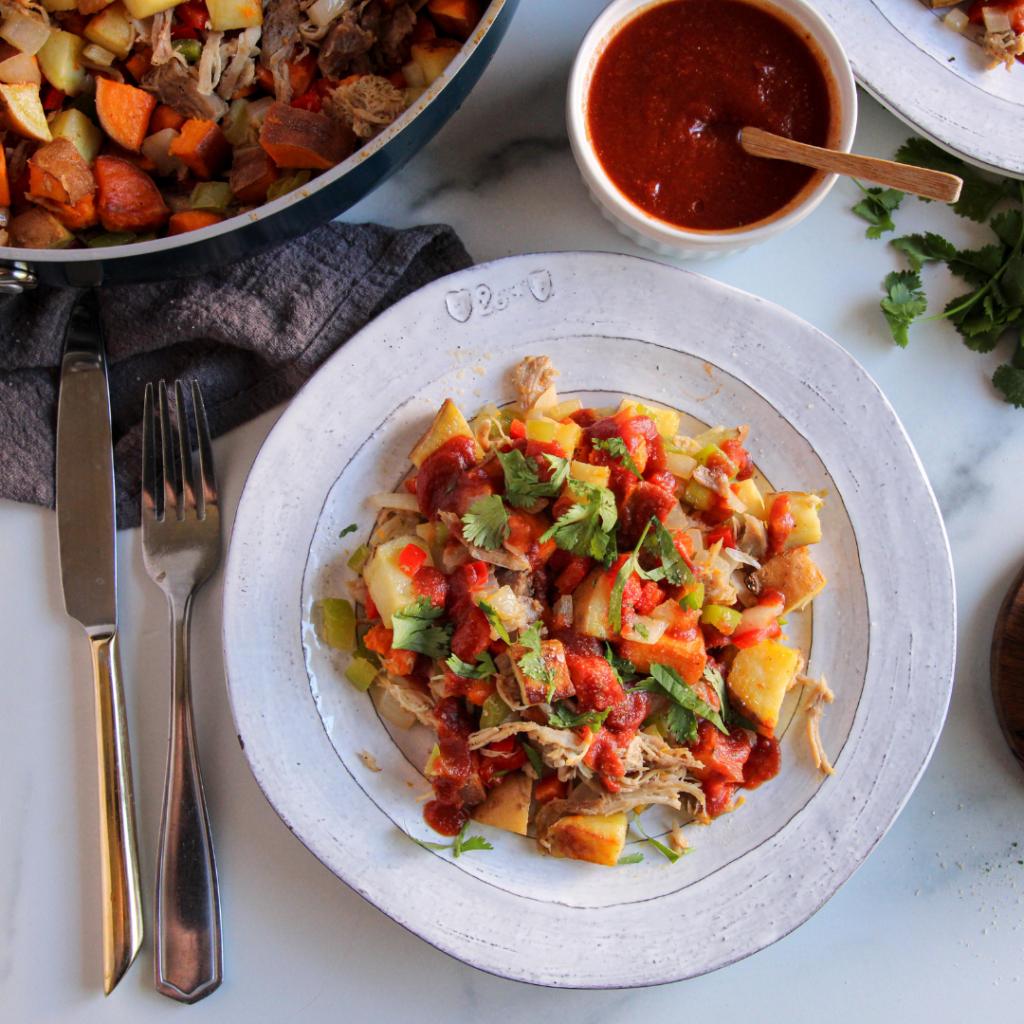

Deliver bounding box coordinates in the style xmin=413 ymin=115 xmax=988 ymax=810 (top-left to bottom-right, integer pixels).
xmin=142 ymin=380 xmax=222 ymax=1004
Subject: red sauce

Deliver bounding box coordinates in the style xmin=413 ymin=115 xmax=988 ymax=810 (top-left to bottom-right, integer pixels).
xmin=424 ymin=801 xmax=469 ymax=837
xmin=767 ymin=492 xmax=795 ymax=555
xmin=743 ymin=734 xmax=781 ymax=788
xmin=416 ymin=436 xmax=482 ymax=519
xmin=587 ymin=0 xmax=834 ymax=231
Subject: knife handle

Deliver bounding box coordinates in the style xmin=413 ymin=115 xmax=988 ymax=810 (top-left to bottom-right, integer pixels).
xmin=89 ymin=631 xmax=144 ymax=994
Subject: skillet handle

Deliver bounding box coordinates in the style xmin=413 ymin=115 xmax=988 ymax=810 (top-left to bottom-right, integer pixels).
xmin=0 ymin=261 xmax=37 ymax=293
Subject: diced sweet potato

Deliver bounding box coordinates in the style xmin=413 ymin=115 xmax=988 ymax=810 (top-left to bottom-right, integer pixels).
xmin=167 ymin=209 xmax=224 ymax=235
xmin=34 ymin=190 xmax=100 ymax=230
xmin=148 ymin=102 xmax=185 ymax=135
xmin=472 ymin=771 xmax=531 ymax=835
xmin=8 ymin=205 xmax=74 ymax=248
xmin=101 ymin=138 xmax=159 ymax=174
xmin=228 ymin=144 xmax=279 ymax=203
xmin=547 ymin=812 xmax=627 ymax=867
xmin=426 ymin=0 xmax=481 ymax=41
xmin=617 ymin=631 xmax=706 ymax=687
xmin=168 ymin=118 xmax=230 ymax=180
xmin=259 ymin=101 xmax=357 ymax=170
xmin=28 ymin=137 xmax=96 ymax=205
xmin=748 ymin=545 xmax=827 ymax=614
xmin=95 ymin=77 xmax=158 ymax=153
xmin=124 ymin=46 xmax=153 ymax=84
xmin=93 ymin=154 xmax=169 ymax=231
xmin=0 ymin=144 xmax=9 ymax=208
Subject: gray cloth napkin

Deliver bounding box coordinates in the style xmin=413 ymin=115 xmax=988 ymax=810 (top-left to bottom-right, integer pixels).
xmin=0 ymin=221 xmax=472 ymax=528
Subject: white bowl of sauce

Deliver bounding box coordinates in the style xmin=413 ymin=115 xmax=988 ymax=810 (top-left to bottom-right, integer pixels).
xmin=567 ymin=0 xmax=858 ymax=259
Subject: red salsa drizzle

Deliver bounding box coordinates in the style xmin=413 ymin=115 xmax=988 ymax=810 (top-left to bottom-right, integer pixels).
xmin=766 ymin=493 xmax=795 ymax=556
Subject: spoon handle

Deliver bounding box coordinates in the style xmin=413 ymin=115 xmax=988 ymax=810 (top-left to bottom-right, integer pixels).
xmin=739 ymin=126 xmax=962 ymax=203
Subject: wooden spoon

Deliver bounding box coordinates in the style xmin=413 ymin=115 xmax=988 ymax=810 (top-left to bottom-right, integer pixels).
xmin=992 ymin=565 xmax=1024 ymax=768
xmin=739 ymin=126 xmax=963 ymax=203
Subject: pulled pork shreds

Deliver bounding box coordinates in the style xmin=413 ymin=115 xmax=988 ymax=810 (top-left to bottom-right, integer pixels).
xmin=217 ymin=26 xmax=262 ymax=100
xmin=469 ymin=721 xmax=591 ymax=770
xmin=377 ymin=673 xmax=435 ymax=728
xmin=983 ymin=28 xmax=1024 ymax=69
xmin=799 ymin=673 xmax=835 ymax=776
xmin=511 ymin=354 xmax=559 ymax=411
xmin=150 ymin=9 xmax=181 ymax=67
xmin=197 ymin=29 xmax=225 ymax=95
xmin=669 ymin=824 xmax=690 ymax=854
xmin=358 ymin=749 xmax=382 ymax=772
xmin=323 ymin=74 xmax=408 ymax=139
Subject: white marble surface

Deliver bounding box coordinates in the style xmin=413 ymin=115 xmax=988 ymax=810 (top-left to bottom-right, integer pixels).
xmin=3 ymin=1 xmax=1024 ymax=1019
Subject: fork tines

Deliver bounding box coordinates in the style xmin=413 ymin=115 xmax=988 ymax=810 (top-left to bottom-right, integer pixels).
xmin=142 ymin=380 xmax=217 ymax=523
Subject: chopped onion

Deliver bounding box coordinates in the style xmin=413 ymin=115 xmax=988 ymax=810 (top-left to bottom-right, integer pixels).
xmin=308 ymin=0 xmax=352 ymax=27
xmin=553 ymin=594 xmax=573 ymax=628
xmin=983 ymin=7 xmax=1012 ymax=32
xmin=370 ymin=492 xmax=420 ymax=511
xmin=625 ymin=616 xmax=668 ymax=645
xmin=141 ymin=128 xmax=184 ymax=177
xmin=944 ymin=8 xmax=969 ymax=32
xmin=693 ymin=425 xmax=740 ymax=448
xmin=0 ymin=51 xmax=41 ymax=84
xmin=662 ymin=501 xmax=688 ymax=531
xmin=375 ymin=687 xmax=417 ymax=729
xmin=246 ymin=95 xmax=274 ymax=128
xmin=685 ymin=527 xmax=704 ymax=552
xmin=0 ymin=11 xmax=51 ymax=56
xmin=723 ymin=546 xmax=761 ymax=570
xmin=665 ymin=450 xmax=697 ymax=479
xmin=402 ymin=60 xmax=427 ymax=88
xmin=82 ymin=43 xmax=116 ymax=66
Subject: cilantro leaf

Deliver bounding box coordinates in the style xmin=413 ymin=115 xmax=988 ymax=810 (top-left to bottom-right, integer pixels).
xmin=895 ymin=137 xmax=1016 ymax=222
xmin=339 ymin=523 xmax=358 ymax=538
xmin=665 ymin=703 xmax=698 ymax=744
xmin=516 ymin=622 xmax=554 ymax=695
xmin=478 ymin=600 xmax=511 ymax=645
xmin=993 ymin=209 xmax=1024 ymax=250
xmin=604 ymin=642 xmax=637 ymax=685
xmin=391 ymin=597 xmax=453 ymax=660
xmin=994 ymin=363 xmax=1024 ymax=407
xmin=852 ymin=183 xmax=903 ymax=239
xmin=635 ymin=663 xmax=729 ymax=735
xmin=592 ymin=436 xmax=642 ymax=478
xmin=446 ymin=651 xmax=498 ymax=679
xmin=1001 ymin=254 xmax=1024 ymax=307
xmin=880 ymin=270 xmax=927 ymax=347
xmin=408 ymin=835 xmax=453 ymax=851
xmin=891 ymin=232 xmax=957 ymax=273
xmin=633 ymin=814 xmax=687 ymax=864
xmin=497 ymin=448 xmax=569 ymax=508
xmin=462 ymin=494 xmax=510 ymax=550
xmin=644 ymin=517 xmax=695 ymax=587
xmin=540 ymin=480 xmax=618 ymax=559
xmin=703 ymin=663 xmax=731 ymax=720
xmin=634 ymin=622 xmax=649 ymax=640
xmin=948 ymin=245 xmax=1006 ymax=287
xmin=618 ymin=852 xmax=645 ymax=865
xmin=522 ymin=742 xmax=544 ymax=776
xmin=609 ymin=520 xmax=654 ymax=634
xmin=547 ymin=702 xmax=611 ymax=731
xmin=407 ymin=820 xmax=492 ymax=857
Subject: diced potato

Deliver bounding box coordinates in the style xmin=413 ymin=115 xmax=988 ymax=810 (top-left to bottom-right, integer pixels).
xmin=732 ymin=477 xmax=764 ymax=520
xmin=84 ymin=2 xmax=134 ymax=60
xmin=41 ymin=0 xmax=79 ymax=10
xmin=547 ymin=398 xmax=582 ymax=421
xmin=472 ymin=771 xmax=531 ymax=835
xmin=410 ymin=37 xmax=461 ymax=86
xmin=36 ymin=30 xmax=86 ymax=96
xmin=408 ymin=397 xmax=480 ymax=467
xmin=764 ymin=491 xmax=824 ymax=547
xmin=748 ymin=545 xmax=827 ymax=614
xmin=727 ymin=639 xmax=801 ymax=738
xmin=617 ymin=397 xmax=680 ymax=437
xmin=0 ymin=52 xmax=41 ymax=85
xmin=529 ymin=382 xmax=558 ymax=412
xmin=618 ymin=631 xmax=706 ymax=686
xmin=568 ymin=461 xmax=610 ymax=490
xmin=8 ymin=206 xmax=73 ymax=248
xmin=414 ymin=520 xmax=448 ymax=566
xmin=547 ymin=812 xmax=628 ymax=867
xmin=554 ymin=420 xmax=582 ymax=455
xmin=510 ymin=637 xmax=574 ymax=705
xmin=0 ymin=82 xmax=50 ymax=141
xmin=50 ymin=107 xmax=104 ymax=164
xmin=426 ymin=0 xmax=481 ymax=41
xmin=207 ymin=0 xmax=263 ymax=31
xmin=362 ymin=535 xmax=431 ymax=628
xmin=120 ymin=0 xmax=179 ymax=17
xmin=572 ymin=567 xmax=613 ymax=640
xmin=479 ymin=584 xmax=530 ymax=633
xmin=424 ymin=742 xmax=441 ymax=777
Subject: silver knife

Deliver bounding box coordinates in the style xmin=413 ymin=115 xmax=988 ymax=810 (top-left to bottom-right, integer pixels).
xmin=56 ymin=291 xmax=144 ymax=994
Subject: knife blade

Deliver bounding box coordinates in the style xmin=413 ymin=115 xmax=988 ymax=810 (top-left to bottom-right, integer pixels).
xmin=56 ymin=290 xmax=144 ymax=994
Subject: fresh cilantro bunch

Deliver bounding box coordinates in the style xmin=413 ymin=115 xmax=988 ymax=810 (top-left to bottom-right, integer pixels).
xmin=391 ymin=598 xmax=453 ymax=659
xmin=540 ymin=478 xmax=618 ymax=561
xmin=858 ymin=137 xmax=1024 ymax=408
xmin=496 ymin=449 xmax=570 ymax=507
xmin=462 ymin=494 xmax=510 ymax=549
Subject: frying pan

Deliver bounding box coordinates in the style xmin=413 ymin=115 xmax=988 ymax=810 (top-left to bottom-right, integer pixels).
xmin=0 ymin=0 xmax=518 ymax=293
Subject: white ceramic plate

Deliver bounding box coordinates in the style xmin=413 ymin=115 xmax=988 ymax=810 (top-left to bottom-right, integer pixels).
xmin=222 ymin=251 xmax=955 ymax=987
xmin=816 ymin=0 xmax=1024 ymax=176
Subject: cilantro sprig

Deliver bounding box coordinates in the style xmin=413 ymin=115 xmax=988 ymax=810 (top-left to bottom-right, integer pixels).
xmin=497 ymin=449 xmax=570 ymax=508
xmin=446 ymin=651 xmax=498 ymax=679
xmin=462 ymin=494 xmax=510 ymax=550
xmin=852 ymin=181 xmax=903 ymax=239
xmin=634 ymin=663 xmax=729 ymax=742
xmin=391 ymin=598 xmax=453 ymax=660
xmin=478 ymin=599 xmax=511 ymax=644
xmin=338 ymin=523 xmax=358 ymax=538
xmin=643 ymin=517 xmax=695 ymax=587
xmin=540 ymin=479 xmax=618 ymax=560
xmin=859 ymin=137 xmax=1024 ymax=407
xmin=592 ymin=436 xmax=642 ymax=478
xmin=516 ymin=622 xmax=555 ymax=699
xmin=633 ymin=813 xmax=689 ymax=864
xmin=406 ymin=820 xmax=493 ymax=857
xmin=547 ymin=702 xmax=610 ymax=731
